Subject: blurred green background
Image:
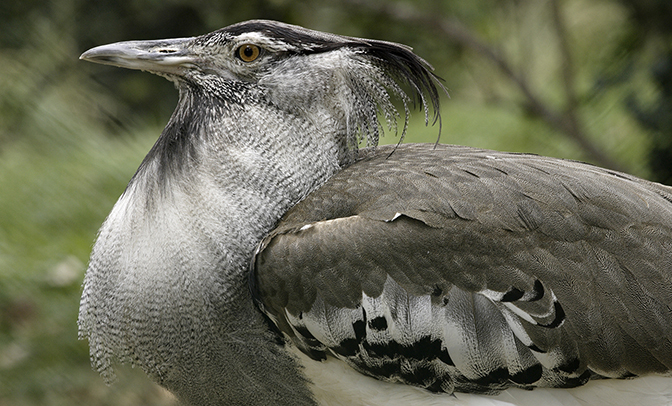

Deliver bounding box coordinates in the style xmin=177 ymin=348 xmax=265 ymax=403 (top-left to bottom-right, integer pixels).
xmin=1 ymin=0 xmax=671 ymax=404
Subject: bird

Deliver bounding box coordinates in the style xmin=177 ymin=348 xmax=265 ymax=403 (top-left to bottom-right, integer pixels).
xmin=78 ymin=20 xmax=672 ymax=406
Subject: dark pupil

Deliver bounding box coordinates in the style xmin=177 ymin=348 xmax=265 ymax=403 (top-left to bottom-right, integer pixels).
xmin=244 ymin=46 xmax=254 ymax=57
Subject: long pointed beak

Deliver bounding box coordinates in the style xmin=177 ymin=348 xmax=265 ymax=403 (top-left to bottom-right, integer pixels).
xmin=80 ymin=37 xmax=197 ymax=75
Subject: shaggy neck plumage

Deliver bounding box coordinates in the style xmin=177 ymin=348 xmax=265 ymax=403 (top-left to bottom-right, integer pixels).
xmin=79 ymin=80 xmax=353 ymax=406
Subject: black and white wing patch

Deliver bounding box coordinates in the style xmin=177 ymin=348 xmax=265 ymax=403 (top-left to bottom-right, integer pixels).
xmin=288 ymin=272 xmax=574 ymax=394
xmin=254 ymin=215 xmax=587 ymax=394
xmin=251 ymin=144 xmax=672 ymax=395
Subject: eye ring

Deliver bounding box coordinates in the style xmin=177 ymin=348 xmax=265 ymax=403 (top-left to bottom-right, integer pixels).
xmin=237 ymin=44 xmax=261 ymax=62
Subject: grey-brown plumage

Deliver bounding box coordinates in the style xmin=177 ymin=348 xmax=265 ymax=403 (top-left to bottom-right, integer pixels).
xmin=79 ymin=20 xmax=672 ymax=406
xmin=254 ymin=143 xmax=672 ymax=394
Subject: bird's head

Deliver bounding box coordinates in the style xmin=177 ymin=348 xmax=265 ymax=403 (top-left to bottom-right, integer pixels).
xmin=81 ymin=20 xmax=442 ymax=150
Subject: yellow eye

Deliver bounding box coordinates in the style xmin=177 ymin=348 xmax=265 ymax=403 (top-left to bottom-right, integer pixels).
xmin=237 ymin=44 xmax=261 ymax=62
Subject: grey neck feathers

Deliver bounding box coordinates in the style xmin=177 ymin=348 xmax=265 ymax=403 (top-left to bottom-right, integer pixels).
xmin=78 ymin=82 xmax=350 ymax=405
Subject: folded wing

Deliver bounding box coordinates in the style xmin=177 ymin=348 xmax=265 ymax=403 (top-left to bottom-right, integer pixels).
xmin=252 ymin=144 xmax=672 ymax=394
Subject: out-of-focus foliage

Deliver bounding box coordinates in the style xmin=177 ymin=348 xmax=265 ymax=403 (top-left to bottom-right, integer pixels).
xmin=1 ymin=0 xmax=670 ymax=405
xmin=616 ymin=0 xmax=672 ymax=184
